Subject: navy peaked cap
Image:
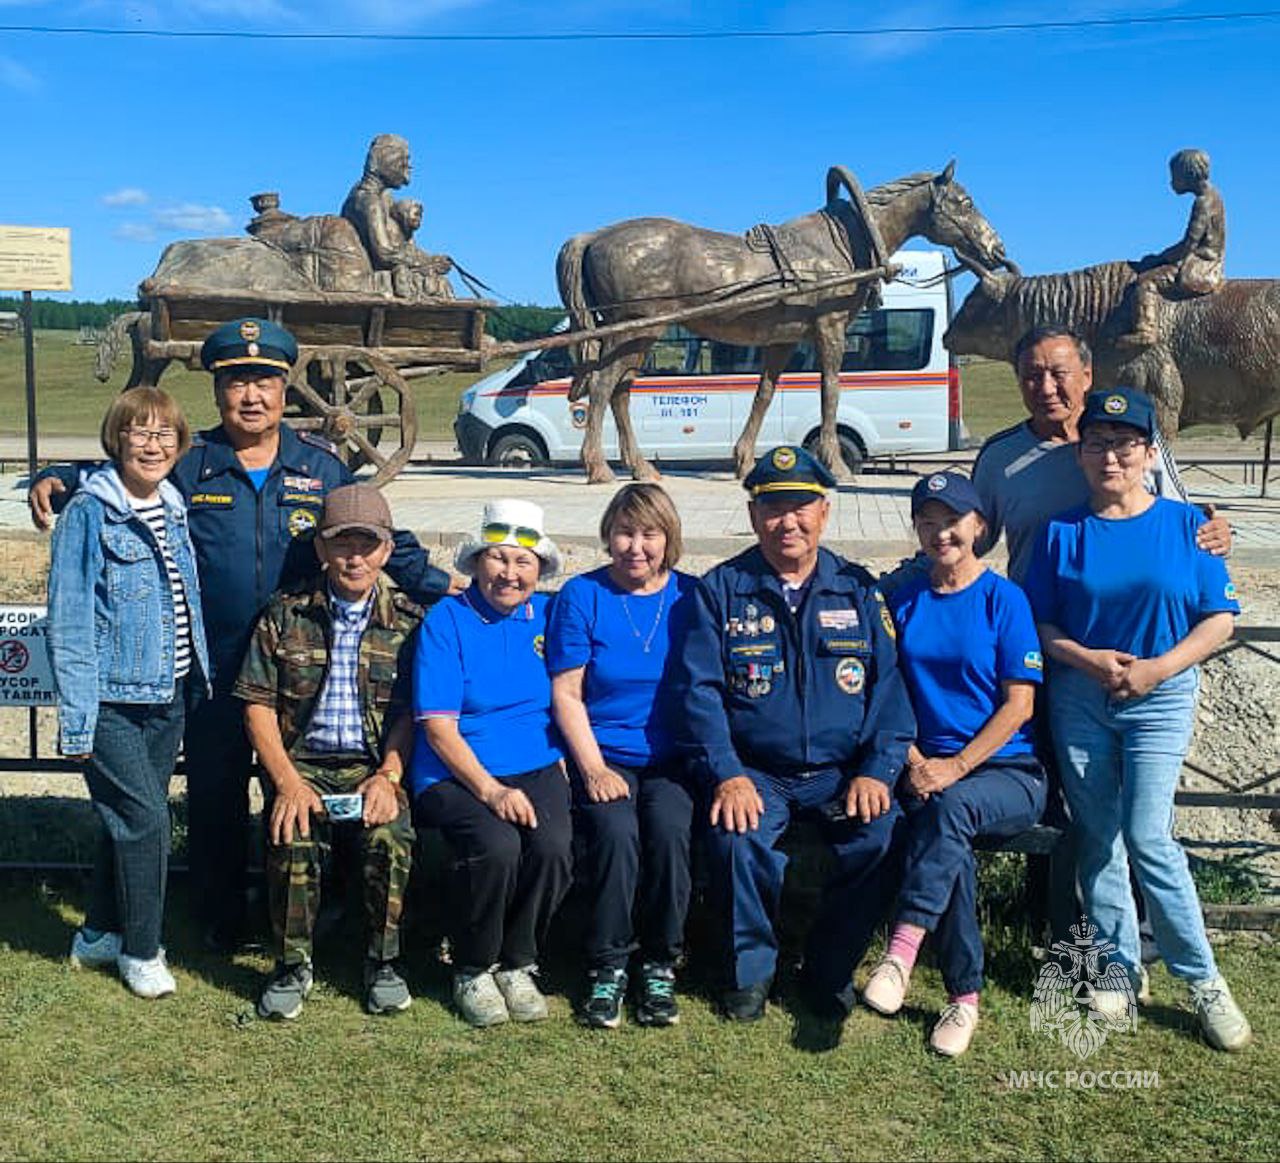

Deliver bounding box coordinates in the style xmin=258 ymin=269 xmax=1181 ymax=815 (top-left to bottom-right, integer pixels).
xmin=743 ymin=444 xmax=837 ymax=503
xmin=1079 ymin=387 xmax=1157 ymax=439
xmin=200 ymin=318 xmax=297 ymax=376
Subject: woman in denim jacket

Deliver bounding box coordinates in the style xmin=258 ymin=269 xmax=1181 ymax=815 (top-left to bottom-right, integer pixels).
xmin=48 ymin=387 xmax=209 ymax=999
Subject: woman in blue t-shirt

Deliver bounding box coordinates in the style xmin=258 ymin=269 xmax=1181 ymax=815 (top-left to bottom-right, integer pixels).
xmin=862 ymin=471 xmax=1046 ymax=1057
xmin=410 ymin=499 xmax=571 ymax=1029
xmin=1025 ymin=387 xmax=1250 ymax=1052
xmin=547 ymin=483 xmax=697 ymax=1029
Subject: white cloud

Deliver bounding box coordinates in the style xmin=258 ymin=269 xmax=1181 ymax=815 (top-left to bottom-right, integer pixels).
xmin=0 ymin=55 xmax=40 ymax=93
xmin=114 ymin=222 xmax=158 ymax=242
xmin=103 ymin=187 xmax=150 ymax=207
xmin=153 ymin=203 xmax=233 ymax=232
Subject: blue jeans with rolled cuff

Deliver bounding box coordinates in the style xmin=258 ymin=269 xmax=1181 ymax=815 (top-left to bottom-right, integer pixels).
xmin=82 ymin=681 xmax=186 ymax=960
xmin=1049 ymin=665 xmax=1218 ymax=985
xmin=896 ymin=755 xmax=1046 ymax=996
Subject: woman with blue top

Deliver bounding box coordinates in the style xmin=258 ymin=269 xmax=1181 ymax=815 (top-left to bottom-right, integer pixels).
xmin=1025 ymin=386 xmax=1251 ymax=1052
xmin=410 ymin=499 xmax=571 ymax=1028
xmin=48 ymin=387 xmax=209 ymax=1000
xmin=548 ymin=483 xmax=697 ymax=1029
xmin=861 ymin=471 xmax=1045 ymax=1057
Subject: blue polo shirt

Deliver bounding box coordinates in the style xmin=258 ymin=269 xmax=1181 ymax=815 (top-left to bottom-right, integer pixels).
xmin=890 ymin=569 xmax=1043 ymax=759
xmin=545 ymin=567 xmax=696 ymax=767
xmin=408 ymin=585 xmax=561 ymax=795
xmin=1024 ymin=498 xmax=1240 ymax=660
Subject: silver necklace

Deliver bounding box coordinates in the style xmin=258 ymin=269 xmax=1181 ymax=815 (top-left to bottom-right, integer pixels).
xmin=620 ymin=575 xmax=669 ymax=653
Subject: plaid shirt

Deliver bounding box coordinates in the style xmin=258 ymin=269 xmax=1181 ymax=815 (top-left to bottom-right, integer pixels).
xmin=303 ymin=588 xmax=375 ymax=755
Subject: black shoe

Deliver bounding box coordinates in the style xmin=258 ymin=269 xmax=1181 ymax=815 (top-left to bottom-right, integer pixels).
xmin=799 ymin=971 xmax=857 ymax=1022
xmin=582 ymin=968 xmax=628 ymax=1029
xmin=201 ymin=922 xmax=242 ymax=955
xmin=636 ymin=962 xmax=680 ymax=1027
xmin=722 ymin=979 xmax=771 ymax=1022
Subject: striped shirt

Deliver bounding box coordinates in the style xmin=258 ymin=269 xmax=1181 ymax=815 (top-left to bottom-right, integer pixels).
xmin=304 ymin=588 xmax=375 ymax=755
xmin=129 ymin=496 xmax=192 ymax=679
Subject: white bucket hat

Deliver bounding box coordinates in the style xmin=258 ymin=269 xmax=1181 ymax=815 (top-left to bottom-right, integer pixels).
xmin=455 ymin=498 xmax=562 ymax=578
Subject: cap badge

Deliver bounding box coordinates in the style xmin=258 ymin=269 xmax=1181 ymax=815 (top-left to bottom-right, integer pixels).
xmin=1104 ymin=394 xmax=1128 ymax=415
xmin=239 ymin=320 xmax=262 ymax=342
xmin=247 ymin=342 xmax=260 ymax=357
xmin=772 ymin=447 xmax=797 ymax=471
xmin=927 ymin=474 xmax=947 ymax=492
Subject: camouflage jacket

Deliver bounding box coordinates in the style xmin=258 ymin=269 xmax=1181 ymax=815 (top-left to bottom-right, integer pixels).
xmin=233 ymin=573 xmax=423 ymax=759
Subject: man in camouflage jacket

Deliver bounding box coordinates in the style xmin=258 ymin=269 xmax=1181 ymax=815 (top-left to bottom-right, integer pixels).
xmin=235 ymin=484 xmax=422 ymax=1020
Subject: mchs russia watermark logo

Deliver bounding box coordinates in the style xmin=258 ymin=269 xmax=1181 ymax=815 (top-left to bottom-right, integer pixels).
xmin=1031 ymin=917 xmax=1136 ymax=1060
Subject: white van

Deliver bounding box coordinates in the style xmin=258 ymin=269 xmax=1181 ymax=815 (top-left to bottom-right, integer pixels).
xmin=455 ymin=250 xmax=960 ymax=471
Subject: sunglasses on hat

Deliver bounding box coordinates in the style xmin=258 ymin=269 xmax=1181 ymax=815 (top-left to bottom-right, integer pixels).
xmin=482 ymin=522 xmax=541 ymax=549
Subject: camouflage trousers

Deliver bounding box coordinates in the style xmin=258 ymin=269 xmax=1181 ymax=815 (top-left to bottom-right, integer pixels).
xmin=265 ymin=759 xmax=415 ymax=966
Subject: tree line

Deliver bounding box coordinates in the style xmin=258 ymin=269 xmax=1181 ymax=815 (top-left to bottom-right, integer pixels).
xmin=0 ymin=297 xmax=566 ymax=339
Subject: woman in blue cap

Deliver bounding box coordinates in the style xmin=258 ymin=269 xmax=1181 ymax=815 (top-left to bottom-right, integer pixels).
xmin=547 ymin=483 xmax=698 ymax=1029
xmin=861 ymin=470 xmax=1046 ymax=1056
xmin=1025 ymin=386 xmax=1251 ymax=1052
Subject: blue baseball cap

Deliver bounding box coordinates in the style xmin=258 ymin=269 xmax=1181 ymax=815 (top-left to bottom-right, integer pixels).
xmin=200 ymin=318 xmax=298 ymax=377
xmin=743 ymin=445 xmax=837 ymax=504
xmin=1079 ymin=387 xmax=1157 ymax=439
xmin=910 ymin=470 xmax=985 ymax=519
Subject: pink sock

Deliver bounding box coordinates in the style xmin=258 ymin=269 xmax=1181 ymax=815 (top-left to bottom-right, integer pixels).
xmin=949 ymin=991 xmax=980 ymax=1008
xmin=886 ymin=922 xmax=926 ymax=971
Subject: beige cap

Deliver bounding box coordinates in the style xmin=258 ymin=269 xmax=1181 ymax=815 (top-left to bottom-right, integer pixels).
xmin=319 ymin=483 xmax=394 ymax=541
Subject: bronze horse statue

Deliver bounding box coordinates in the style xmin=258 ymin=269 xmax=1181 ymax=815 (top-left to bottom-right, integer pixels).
xmin=556 ymin=163 xmax=1013 ymax=483
xmin=944 ymin=259 xmax=1280 ymax=441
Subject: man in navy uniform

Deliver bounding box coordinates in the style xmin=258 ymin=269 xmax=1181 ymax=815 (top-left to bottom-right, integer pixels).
xmin=674 ymin=445 xmax=914 ymax=1021
xmin=31 ymin=319 xmax=451 ymax=951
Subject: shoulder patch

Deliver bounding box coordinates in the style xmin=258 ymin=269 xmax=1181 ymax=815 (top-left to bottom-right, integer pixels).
xmin=873 ymin=587 xmax=896 ymax=640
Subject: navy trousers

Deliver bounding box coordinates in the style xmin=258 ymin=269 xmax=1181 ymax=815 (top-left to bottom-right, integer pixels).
xmin=572 ymin=761 xmax=694 ymax=972
xmin=82 ymin=683 xmax=186 ymax=959
xmin=897 ymin=755 xmax=1046 ymax=995
xmin=705 ymin=766 xmax=904 ymax=993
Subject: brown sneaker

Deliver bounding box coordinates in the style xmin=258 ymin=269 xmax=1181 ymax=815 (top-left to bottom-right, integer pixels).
xmin=862 ymin=955 xmax=910 ymax=1016
xmin=929 ymin=1001 xmax=979 ymax=1057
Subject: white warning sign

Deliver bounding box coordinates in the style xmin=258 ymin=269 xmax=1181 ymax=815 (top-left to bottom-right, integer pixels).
xmin=0 ymin=606 xmax=57 ymax=705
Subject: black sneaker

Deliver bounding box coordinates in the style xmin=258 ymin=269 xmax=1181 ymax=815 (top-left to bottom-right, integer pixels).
xmin=582 ymin=967 xmax=628 ymax=1029
xmin=636 ymin=962 xmax=680 ymax=1027
xmin=722 ymin=978 xmax=771 ymax=1022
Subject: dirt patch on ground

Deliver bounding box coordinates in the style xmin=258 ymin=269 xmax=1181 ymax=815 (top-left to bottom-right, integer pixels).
xmin=3 ymin=535 xmax=1277 ymax=896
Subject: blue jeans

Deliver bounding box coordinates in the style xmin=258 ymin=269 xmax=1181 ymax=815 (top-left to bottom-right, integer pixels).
xmin=82 ymin=683 xmax=186 ymax=959
xmin=1049 ymin=666 xmax=1217 ymax=984
xmin=897 ymin=755 xmax=1045 ymax=995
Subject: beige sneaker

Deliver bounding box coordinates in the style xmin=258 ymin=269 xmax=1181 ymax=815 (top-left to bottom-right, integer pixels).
xmin=1190 ymin=975 xmax=1252 ymax=1052
xmin=494 ymin=966 xmax=549 ymax=1022
xmin=862 ymin=955 xmax=910 ymax=1016
xmin=452 ymin=969 xmax=509 ymax=1028
xmin=929 ymin=1002 xmax=979 ymax=1057
xmin=1089 ymin=989 xmax=1132 ymax=1022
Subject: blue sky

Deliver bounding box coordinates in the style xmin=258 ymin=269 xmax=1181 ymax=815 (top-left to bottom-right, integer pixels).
xmin=1 ymin=1 xmax=1277 ymax=304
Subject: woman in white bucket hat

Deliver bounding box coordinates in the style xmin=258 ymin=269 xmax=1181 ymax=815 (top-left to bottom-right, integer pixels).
xmin=408 ymin=499 xmax=571 ymax=1027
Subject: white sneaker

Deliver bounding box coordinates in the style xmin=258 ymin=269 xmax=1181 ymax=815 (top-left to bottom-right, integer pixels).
xmin=494 ymin=966 xmax=549 ymax=1022
xmin=929 ymin=1002 xmax=979 ymax=1057
xmin=118 ymin=950 xmax=177 ymax=999
xmin=69 ymin=928 xmax=122 ymax=969
xmin=1190 ymin=975 xmax=1252 ymax=1052
xmin=452 ymin=969 xmax=509 ymax=1027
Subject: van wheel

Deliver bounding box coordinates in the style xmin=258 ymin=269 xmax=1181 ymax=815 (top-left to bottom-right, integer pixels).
xmin=488 ymin=431 xmax=548 ymax=469
xmin=804 ymin=431 xmax=865 ymax=475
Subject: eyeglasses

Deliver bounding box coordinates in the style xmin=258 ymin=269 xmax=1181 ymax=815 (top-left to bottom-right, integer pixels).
xmin=482 ymin=522 xmax=541 ymax=548
xmin=1080 ymin=435 xmax=1148 ymax=458
xmin=125 ymin=427 xmax=180 ymax=449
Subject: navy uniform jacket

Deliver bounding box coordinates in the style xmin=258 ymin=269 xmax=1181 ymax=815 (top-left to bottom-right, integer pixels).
xmin=674 ymin=545 xmax=914 ymax=789
xmin=45 ymin=423 xmax=449 ymax=693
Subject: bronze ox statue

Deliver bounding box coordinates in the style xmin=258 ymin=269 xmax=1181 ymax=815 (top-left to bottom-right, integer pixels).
xmin=944 ymin=259 xmax=1280 ymax=441
xmin=556 ymin=163 xmax=1013 ymax=483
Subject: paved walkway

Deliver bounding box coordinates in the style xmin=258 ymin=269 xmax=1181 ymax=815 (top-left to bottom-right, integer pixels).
xmin=4 ymin=437 xmax=1277 ymax=565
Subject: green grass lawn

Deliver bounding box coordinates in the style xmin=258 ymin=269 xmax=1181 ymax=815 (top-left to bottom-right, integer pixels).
xmin=0 ymin=869 xmax=1275 ymax=1162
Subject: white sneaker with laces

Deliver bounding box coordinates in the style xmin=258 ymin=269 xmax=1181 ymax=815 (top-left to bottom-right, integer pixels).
xmin=117 ymin=950 xmax=176 ymax=999
xmin=494 ymin=966 xmax=549 ymax=1022
xmin=452 ymin=969 xmax=509 ymax=1027
xmin=69 ymin=928 xmax=122 ymax=969
xmin=1190 ymin=974 xmax=1252 ymax=1052
xmin=929 ymin=1002 xmax=979 ymax=1057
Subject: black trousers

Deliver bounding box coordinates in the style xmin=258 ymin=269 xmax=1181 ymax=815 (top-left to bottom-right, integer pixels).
xmin=416 ymin=762 xmax=573 ymax=973
xmin=572 ymin=761 xmax=694 ymax=972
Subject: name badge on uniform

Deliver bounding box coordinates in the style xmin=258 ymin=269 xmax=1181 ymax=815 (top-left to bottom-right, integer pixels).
xmin=189 ymin=492 xmax=233 ymax=506
xmin=819 ymin=609 xmax=859 ymax=630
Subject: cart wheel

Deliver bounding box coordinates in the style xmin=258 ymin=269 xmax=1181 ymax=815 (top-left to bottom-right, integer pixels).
xmin=286 ymin=348 xmax=418 ymax=486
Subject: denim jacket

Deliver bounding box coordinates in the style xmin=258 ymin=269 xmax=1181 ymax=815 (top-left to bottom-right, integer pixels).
xmin=48 ymin=464 xmax=211 ymax=755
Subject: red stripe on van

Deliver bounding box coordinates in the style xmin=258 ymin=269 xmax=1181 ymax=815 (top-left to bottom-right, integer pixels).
xmin=484 ymin=372 xmax=948 ymax=399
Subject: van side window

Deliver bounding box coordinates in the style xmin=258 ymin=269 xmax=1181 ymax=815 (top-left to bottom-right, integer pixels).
xmin=842 ymin=309 xmax=934 ymax=372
